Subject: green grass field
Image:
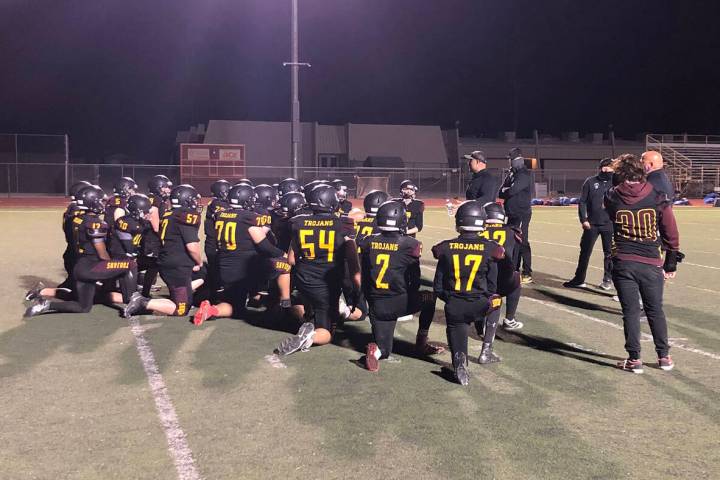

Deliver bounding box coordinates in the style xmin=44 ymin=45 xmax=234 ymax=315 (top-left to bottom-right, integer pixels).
xmin=2 ymin=206 xmax=720 ymax=480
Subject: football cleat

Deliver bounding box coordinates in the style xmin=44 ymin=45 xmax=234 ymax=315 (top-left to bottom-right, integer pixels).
xmin=123 ymin=292 xmax=149 ymax=318
xmin=658 ymin=356 xmax=674 ymax=371
xmin=562 ymin=279 xmax=587 ymax=289
xmin=397 ymin=314 xmax=414 ymax=322
xmin=415 ymin=334 xmax=445 ymax=355
xmin=617 ymin=358 xmax=644 ymax=374
xmin=453 ymin=352 xmax=470 ymax=386
xmin=520 ymin=275 xmax=534 ymax=284
xmin=277 ymin=322 xmax=315 ymax=356
xmin=478 ymin=344 xmax=501 ymax=364
xmin=599 ymin=280 xmax=613 ymax=291
xmin=24 ymin=282 xmax=45 ymax=301
xmin=365 ymin=343 xmax=380 ymax=372
xmin=24 ymin=298 xmax=52 ymax=317
xmin=502 ymin=318 xmax=524 ymax=331
xmin=193 ymin=300 xmax=219 ymax=326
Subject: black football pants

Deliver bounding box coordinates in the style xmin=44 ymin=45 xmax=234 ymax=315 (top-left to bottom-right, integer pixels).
xmin=137 ymin=255 xmax=159 ymax=298
xmin=573 ymin=226 xmax=613 ymax=283
xmin=612 ymin=260 xmax=669 ymax=359
xmin=444 ymin=296 xmax=490 ymax=366
xmin=368 ymin=291 xmax=436 ymax=359
xmin=49 ymin=258 xmax=137 ymax=313
xmin=509 ymin=211 xmax=532 ymax=276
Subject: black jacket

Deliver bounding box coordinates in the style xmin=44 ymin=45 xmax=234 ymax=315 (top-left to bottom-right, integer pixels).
xmin=647 ymin=169 xmax=674 ymax=200
xmin=499 ymin=167 xmax=532 ymax=216
xmin=578 ymin=174 xmax=612 ymax=226
xmin=465 ymin=169 xmax=498 ymax=205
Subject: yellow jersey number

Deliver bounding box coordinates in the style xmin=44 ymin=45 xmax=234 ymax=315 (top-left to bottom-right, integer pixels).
xmin=299 ymin=229 xmax=335 ymax=261
xmin=480 ymin=228 xmax=506 ymax=246
xmin=160 ymin=218 xmax=169 ymax=245
xmin=452 ymin=254 xmax=483 ymax=291
xmin=375 ymin=253 xmax=390 ymax=289
xmin=215 ymin=220 xmax=237 ymax=251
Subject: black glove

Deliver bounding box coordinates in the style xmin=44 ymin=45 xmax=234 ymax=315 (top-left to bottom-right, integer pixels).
xmin=663 ymin=251 xmax=685 ymax=273
xmin=279 ymin=298 xmax=292 ymax=309
xmin=346 ymin=288 xmax=361 ymax=314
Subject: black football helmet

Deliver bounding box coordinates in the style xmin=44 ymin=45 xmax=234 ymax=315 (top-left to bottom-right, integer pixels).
xmin=483 ymin=202 xmax=507 ymax=224
xmin=455 ymin=200 xmax=486 ymax=232
xmin=114 ymin=177 xmax=138 ymax=197
xmin=363 ymin=190 xmax=390 ymax=216
xmin=76 ymin=185 xmax=106 ymax=214
xmin=228 ymin=184 xmax=256 ymax=210
xmin=308 ymin=184 xmax=339 ymax=213
xmin=278 ymin=178 xmax=302 ymax=197
xmin=254 ymin=184 xmax=278 ymax=210
xmin=399 ymin=179 xmax=418 ymax=199
xmin=277 ymin=191 xmax=306 ymax=218
xmin=148 ymin=175 xmax=173 ymax=199
xmin=235 ymin=178 xmax=253 ymax=187
xmin=126 ymin=194 xmax=152 ymax=220
xmin=170 ymin=184 xmax=201 ymax=211
xmin=69 ymin=180 xmax=92 ymax=201
xmin=210 ymin=179 xmax=232 ymax=201
xmin=376 ymin=200 xmax=407 ymax=232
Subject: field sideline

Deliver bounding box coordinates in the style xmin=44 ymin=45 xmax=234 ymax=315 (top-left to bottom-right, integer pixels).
xmin=1 ymin=206 xmax=719 ymax=480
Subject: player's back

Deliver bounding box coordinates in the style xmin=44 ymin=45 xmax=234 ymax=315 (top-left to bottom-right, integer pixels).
xmin=359 ymin=232 xmax=420 ymax=298
xmin=108 ymin=216 xmax=145 ymax=259
xmin=158 ymin=208 xmax=201 ymax=269
xmin=290 ymin=213 xmax=354 ymax=284
xmin=481 ymin=223 xmax=518 ymax=263
xmin=104 ymin=194 xmax=126 ymax=222
xmin=432 ymin=234 xmax=499 ymax=300
xmin=76 ymin=213 xmax=108 ymax=259
xmin=215 ymin=209 xmax=260 ymax=258
xmin=63 ymin=204 xmax=86 ymax=244
xmin=355 ymin=215 xmax=376 ymax=240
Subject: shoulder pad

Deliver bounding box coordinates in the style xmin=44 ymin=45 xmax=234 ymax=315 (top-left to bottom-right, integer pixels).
xmin=87 ymin=220 xmax=109 ymax=239
xmin=174 ymin=209 xmax=201 ymax=226
xmin=431 ymin=242 xmax=445 ymax=260
xmin=255 ymin=212 xmax=272 ymax=227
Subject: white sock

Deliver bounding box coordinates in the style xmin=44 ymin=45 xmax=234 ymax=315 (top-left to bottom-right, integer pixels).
xmin=373 ymin=347 xmax=382 ymax=360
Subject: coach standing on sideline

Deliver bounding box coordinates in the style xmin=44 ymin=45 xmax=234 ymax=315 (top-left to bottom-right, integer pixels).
xmin=563 ymin=158 xmax=615 ymax=290
xmin=642 ymin=151 xmax=674 ymax=199
xmin=499 ymin=148 xmax=533 ymax=283
xmin=464 ymin=150 xmax=497 ymax=204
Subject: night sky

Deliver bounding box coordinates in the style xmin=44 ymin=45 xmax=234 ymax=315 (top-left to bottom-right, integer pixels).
xmin=1 ymin=0 xmax=719 ymax=162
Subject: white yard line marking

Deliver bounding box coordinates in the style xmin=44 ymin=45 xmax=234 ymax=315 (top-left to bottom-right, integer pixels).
xmin=0 ymin=210 xmax=60 ymax=213
xmin=264 ymin=353 xmax=287 ymax=369
xmin=129 ymin=317 xmax=201 ymax=480
xmin=418 ymin=264 xmax=720 ymax=361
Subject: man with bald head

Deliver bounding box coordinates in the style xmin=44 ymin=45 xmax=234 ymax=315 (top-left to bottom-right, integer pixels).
xmin=641 ymin=151 xmax=674 ymax=199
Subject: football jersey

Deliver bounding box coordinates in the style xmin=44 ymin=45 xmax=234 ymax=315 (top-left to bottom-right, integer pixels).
xmin=393 ymin=198 xmax=424 ymax=236
xmin=357 ymin=232 xmax=421 ymax=298
xmin=480 ymin=223 xmax=519 ymax=264
xmin=204 ymin=198 xmax=230 ymax=253
xmin=108 ymin=215 xmax=146 ymax=259
xmin=355 ymin=215 xmax=376 ymax=240
xmin=158 ymin=208 xmax=202 ymax=269
xmin=215 ymin=209 xmax=264 ymax=259
xmin=141 ymin=193 xmax=167 ymax=258
xmin=432 ymin=233 xmax=501 ymax=300
xmin=104 ymin=195 xmax=127 ymax=222
xmin=270 ymin=210 xmax=293 ymax=253
xmin=75 ymin=213 xmax=109 ymax=258
xmin=290 ymin=213 xmax=355 ymax=285
xmin=62 ymin=203 xmax=86 ymax=245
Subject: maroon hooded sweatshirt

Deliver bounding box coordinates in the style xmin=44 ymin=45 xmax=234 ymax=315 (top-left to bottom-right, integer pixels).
xmin=604 ymin=181 xmax=680 ymax=267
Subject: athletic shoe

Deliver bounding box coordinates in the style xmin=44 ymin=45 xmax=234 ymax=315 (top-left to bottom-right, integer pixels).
xmin=453 ymin=352 xmax=470 ymax=386
xmin=617 ymin=358 xmax=644 ymax=374
xmin=502 ymin=318 xmax=524 ymax=331
xmin=123 ymin=292 xmax=149 ymax=318
xmin=193 ymin=300 xmax=219 ymax=326
xmin=277 ymin=322 xmax=315 ymax=356
xmin=520 ymin=275 xmax=534 ymax=285
xmin=415 ymin=335 xmax=446 ymax=355
xmin=24 ymin=282 xmax=45 ymax=301
xmin=562 ymin=279 xmax=587 ymax=288
xmin=478 ymin=344 xmax=501 ymax=364
xmin=658 ymin=356 xmax=675 ymax=371
xmin=599 ymin=280 xmax=613 ymax=291
xmin=24 ymin=298 xmax=51 ymax=317
xmin=397 ymin=314 xmax=414 ymax=322
xmin=365 ymin=343 xmax=380 ymax=372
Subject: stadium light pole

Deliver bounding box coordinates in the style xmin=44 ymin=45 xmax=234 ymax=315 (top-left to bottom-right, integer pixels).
xmin=283 ymin=0 xmax=310 ymax=180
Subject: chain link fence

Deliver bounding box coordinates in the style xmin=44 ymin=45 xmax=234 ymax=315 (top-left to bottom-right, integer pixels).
xmin=1 ymin=161 xmax=600 ymax=199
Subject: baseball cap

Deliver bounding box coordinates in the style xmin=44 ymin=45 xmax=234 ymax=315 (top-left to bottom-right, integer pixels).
xmin=463 ymin=150 xmax=486 ymax=163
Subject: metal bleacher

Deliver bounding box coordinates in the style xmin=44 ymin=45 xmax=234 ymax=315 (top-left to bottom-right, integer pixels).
xmin=646 ymin=134 xmax=720 ymax=196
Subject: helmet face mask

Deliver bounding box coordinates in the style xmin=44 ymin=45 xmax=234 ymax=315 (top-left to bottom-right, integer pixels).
xmin=332 ymin=179 xmax=348 ymax=201
xmin=399 ymin=180 xmax=418 ymax=200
